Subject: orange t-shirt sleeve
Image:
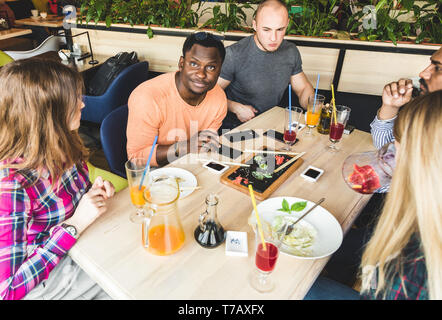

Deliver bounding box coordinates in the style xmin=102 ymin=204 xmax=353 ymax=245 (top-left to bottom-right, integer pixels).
xmin=126 ymin=86 xmax=160 ymax=167
xmin=206 ymin=86 xmax=227 ymax=133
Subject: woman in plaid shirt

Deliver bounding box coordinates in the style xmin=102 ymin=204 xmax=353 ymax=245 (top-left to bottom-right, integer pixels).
xmin=306 ymin=90 xmax=442 ymax=300
xmin=0 ymin=59 xmax=115 ymax=300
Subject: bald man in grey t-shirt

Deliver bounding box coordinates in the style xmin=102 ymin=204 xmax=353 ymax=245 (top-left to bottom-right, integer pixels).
xmin=218 ymin=0 xmax=314 ymax=131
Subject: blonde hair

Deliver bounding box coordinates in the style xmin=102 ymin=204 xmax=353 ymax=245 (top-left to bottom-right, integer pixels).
xmin=0 ymin=59 xmax=88 ymax=184
xmin=360 ymin=90 xmax=442 ymax=299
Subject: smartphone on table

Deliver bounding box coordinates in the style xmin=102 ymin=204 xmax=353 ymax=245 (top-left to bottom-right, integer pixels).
xmin=224 ymin=129 xmax=259 ymax=143
xmin=263 ymin=129 xmax=299 ymax=145
xmin=217 ymin=144 xmax=243 ymax=159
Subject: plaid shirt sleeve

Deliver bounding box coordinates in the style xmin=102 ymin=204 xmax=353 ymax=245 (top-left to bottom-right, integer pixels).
xmin=361 ymin=237 xmax=428 ymax=300
xmin=370 ymin=113 xmax=396 ymax=150
xmin=0 ymin=174 xmax=77 ymax=300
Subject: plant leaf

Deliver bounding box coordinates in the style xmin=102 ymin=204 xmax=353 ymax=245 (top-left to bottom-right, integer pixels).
xmin=282 ymin=199 xmax=290 ymax=212
xmin=291 ymin=201 xmax=307 ymax=212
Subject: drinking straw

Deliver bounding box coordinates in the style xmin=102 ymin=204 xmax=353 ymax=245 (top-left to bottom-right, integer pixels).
xmin=331 ymin=84 xmax=338 ymax=125
xmin=139 ymin=135 xmax=158 ymax=190
xmin=288 ymin=84 xmax=292 ymax=133
xmin=248 ymin=184 xmax=267 ymax=251
xmin=312 ymin=74 xmax=320 ymax=113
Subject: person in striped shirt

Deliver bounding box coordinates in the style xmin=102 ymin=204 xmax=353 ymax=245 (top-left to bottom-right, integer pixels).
xmin=371 ymin=46 xmax=442 ymax=150
xmin=0 ymin=59 xmax=115 ymax=300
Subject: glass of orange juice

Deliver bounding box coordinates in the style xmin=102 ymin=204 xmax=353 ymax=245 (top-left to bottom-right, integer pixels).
xmin=125 ymin=158 xmax=150 ymax=224
xmin=305 ymin=94 xmax=325 ymax=135
xmin=142 ymin=175 xmax=185 ymax=256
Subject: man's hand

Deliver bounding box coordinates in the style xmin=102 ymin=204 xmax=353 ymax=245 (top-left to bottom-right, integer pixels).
xmin=378 ymin=79 xmax=413 ymax=120
xmin=229 ymin=100 xmax=258 ymax=122
xmin=189 ymin=130 xmax=220 ymax=154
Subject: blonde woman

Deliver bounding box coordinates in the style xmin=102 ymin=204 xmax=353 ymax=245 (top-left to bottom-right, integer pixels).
xmin=306 ymin=90 xmax=442 ymax=300
xmin=0 ymin=59 xmax=115 ymax=300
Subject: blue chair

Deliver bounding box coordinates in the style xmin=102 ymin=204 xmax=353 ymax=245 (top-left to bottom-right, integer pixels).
xmin=82 ymin=61 xmax=149 ymax=125
xmin=100 ymin=104 xmax=128 ymax=178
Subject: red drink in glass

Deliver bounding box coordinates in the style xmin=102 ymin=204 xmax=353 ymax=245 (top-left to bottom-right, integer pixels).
xmin=283 ymin=129 xmax=297 ymax=143
xmin=329 ymin=123 xmax=344 ymax=141
xmin=255 ymin=242 xmax=279 ymax=272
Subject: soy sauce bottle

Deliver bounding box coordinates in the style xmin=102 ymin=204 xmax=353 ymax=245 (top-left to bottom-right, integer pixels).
xmin=194 ymin=194 xmax=226 ymax=248
xmin=317 ymin=103 xmax=332 ymax=134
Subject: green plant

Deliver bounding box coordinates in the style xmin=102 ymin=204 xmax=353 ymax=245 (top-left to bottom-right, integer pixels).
xmin=412 ymin=0 xmax=442 ymax=44
xmin=79 ymin=0 xmax=201 ymax=38
xmin=199 ymin=0 xmax=254 ymax=32
xmin=347 ymin=0 xmax=441 ymax=45
xmin=285 ymin=0 xmax=339 ymax=37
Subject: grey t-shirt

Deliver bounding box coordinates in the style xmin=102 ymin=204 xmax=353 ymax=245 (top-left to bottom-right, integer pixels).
xmin=220 ymin=35 xmax=303 ymax=113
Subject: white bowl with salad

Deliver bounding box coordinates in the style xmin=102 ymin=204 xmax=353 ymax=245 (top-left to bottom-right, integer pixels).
xmin=249 ymin=197 xmax=343 ymax=259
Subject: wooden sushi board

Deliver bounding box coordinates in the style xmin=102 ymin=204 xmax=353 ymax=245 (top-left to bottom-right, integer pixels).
xmin=220 ymin=148 xmax=304 ymax=201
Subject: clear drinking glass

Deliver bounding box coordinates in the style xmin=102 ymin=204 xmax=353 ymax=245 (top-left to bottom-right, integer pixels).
xmin=283 ymin=106 xmax=303 ymax=151
xmin=328 ymin=105 xmax=351 ymax=152
xmin=249 ymin=223 xmax=280 ymax=293
xmin=305 ymin=94 xmax=325 ymax=135
xmin=125 ymin=158 xmax=150 ymax=224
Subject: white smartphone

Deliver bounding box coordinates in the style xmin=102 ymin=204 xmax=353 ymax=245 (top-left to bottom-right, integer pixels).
xmin=203 ymin=161 xmax=229 ymax=174
xmin=300 ymin=165 xmax=324 ymax=182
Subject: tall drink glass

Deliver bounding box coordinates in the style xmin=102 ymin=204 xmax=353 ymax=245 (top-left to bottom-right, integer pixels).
xmin=249 ymin=223 xmax=280 ymax=293
xmin=328 ymin=105 xmax=351 ymax=152
xmin=283 ymin=106 xmax=303 ymax=150
xmin=125 ymin=158 xmax=150 ymax=224
xmin=305 ymin=94 xmax=325 ymax=135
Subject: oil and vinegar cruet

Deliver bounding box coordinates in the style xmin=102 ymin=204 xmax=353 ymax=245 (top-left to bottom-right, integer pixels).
xmin=194 ymin=193 xmax=226 ymax=248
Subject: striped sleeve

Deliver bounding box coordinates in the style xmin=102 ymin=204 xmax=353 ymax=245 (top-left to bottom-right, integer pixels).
xmin=370 ymin=114 xmax=396 ymax=150
xmin=0 ymin=178 xmax=76 ymax=300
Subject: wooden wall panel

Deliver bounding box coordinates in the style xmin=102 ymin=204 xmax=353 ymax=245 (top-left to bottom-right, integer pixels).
xmin=339 ymin=50 xmax=431 ymax=95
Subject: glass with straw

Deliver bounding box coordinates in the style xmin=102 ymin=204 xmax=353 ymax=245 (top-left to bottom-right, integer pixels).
xmin=248 ymin=185 xmax=280 ymax=293
xmin=305 ymin=75 xmax=325 ymax=135
xmin=125 ymin=136 xmax=158 ymax=223
xmin=125 ymin=158 xmax=149 ymax=224
xmin=283 ymin=85 xmax=303 ymax=150
xmin=328 ymin=86 xmax=351 ymax=152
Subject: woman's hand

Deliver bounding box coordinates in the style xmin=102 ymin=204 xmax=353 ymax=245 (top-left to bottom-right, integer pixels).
xmin=92 ymin=176 xmax=115 ymax=199
xmin=64 ymin=177 xmax=115 ymax=235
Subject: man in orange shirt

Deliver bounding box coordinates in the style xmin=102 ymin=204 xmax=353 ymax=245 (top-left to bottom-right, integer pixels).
xmin=127 ymin=32 xmax=227 ymax=167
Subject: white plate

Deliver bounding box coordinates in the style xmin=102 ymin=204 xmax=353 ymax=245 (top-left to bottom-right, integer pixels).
xmin=249 ymin=196 xmax=343 ymax=259
xmin=150 ymin=167 xmax=197 ymax=199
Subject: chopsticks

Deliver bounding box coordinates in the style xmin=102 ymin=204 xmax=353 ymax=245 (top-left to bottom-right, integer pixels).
xmin=197 ymin=159 xmax=250 ymax=167
xmin=273 ymin=152 xmax=306 ymax=173
xmin=243 ymin=149 xmax=301 ymax=156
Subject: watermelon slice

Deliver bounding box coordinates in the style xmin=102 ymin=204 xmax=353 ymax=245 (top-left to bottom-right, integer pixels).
xmin=348 ymin=164 xmax=381 ymax=194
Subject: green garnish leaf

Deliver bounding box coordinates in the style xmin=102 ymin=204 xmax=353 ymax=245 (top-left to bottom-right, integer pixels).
xmin=291 ymin=201 xmax=307 ymax=212
xmin=282 ymin=199 xmax=290 ymax=212
xmin=279 ymin=199 xmax=307 ymax=214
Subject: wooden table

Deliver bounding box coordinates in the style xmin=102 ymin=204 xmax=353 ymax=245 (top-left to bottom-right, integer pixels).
xmin=0 ymin=28 xmax=32 ymax=40
xmin=14 ymin=15 xmax=64 ymax=28
xmin=14 ymin=15 xmax=74 ymax=50
xmin=69 ymin=106 xmax=375 ymax=300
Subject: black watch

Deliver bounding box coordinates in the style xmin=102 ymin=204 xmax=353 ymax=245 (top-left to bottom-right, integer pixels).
xmin=61 ymin=223 xmax=78 ymax=239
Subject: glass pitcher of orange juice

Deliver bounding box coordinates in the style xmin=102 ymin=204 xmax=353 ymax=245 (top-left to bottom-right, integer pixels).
xmin=142 ymin=175 xmax=185 ymax=256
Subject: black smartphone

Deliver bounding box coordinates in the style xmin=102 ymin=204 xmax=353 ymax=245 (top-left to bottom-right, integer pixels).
xmin=218 ymin=144 xmax=243 ymax=159
xmin=344 ymin=124 xmax=355 ymax=135
xmin=224 ymin=130 xmax=259 ymax=143
xmin=263 ymin=129 xmax=299 ymax=144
